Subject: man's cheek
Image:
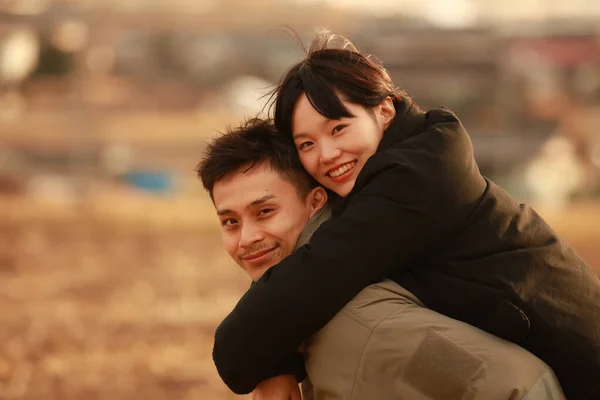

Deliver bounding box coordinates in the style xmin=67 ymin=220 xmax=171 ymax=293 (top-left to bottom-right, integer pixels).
xmin=223 ymin=240 xmax=238 ymax=264
xmin=273 ymin=247 xmax=289 ymax=265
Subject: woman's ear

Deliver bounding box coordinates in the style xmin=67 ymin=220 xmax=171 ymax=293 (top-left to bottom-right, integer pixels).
xmin=306 ymin=186 xmax=328 ymax=218
xmin=378 ymin=96 xmax=396 ymax=130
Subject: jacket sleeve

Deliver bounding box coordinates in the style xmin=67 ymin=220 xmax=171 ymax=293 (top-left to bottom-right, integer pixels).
xmin=212 ymin=113 xmax=487 ymax=394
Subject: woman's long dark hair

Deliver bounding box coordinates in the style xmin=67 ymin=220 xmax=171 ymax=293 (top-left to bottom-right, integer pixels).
xmin=270 ymin=29 xmax=408 ymax=138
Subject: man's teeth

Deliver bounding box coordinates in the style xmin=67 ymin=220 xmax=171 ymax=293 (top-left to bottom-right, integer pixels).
xmin=329 ymin=162 xmax=356 ymax=177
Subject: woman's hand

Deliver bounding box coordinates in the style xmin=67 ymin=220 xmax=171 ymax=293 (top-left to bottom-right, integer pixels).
xmin=252 ymin=374 xmax=302 ymax=400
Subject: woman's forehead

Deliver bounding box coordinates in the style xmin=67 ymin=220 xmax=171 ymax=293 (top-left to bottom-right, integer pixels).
xmin=291 ymin=93 xmax=332 ymax=134
xmin=292 ymin=94 xmax=367 ymax=137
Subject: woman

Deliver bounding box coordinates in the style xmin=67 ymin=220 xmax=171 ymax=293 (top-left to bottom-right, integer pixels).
xmin=213 ymin=31 xmax=600 ymax=400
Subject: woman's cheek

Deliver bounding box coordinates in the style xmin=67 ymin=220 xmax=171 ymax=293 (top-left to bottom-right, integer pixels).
xmin=300 ymin=153 xmax=315 ymax=174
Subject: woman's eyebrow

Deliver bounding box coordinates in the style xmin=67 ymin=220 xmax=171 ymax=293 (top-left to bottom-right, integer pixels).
xmin=292 ymin=132 xmax=310 ymax=140
xmin=293 ymin=118 xmax=332 ymax=140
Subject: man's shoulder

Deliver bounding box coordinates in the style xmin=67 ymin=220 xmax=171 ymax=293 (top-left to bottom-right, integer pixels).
xmin=313 ymin=280 xmax=422 ymax=337
xmin=304 ymin=281 xmax=426 ymax=397
xmin=340 ymin=280 xmax=423 ymax=328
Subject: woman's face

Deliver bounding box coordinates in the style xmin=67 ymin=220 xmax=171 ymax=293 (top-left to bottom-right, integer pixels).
xmin=291 ymin=93 xmax=395 ymax=197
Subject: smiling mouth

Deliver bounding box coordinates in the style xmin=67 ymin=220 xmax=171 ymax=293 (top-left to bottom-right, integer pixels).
xmin=327 ymin=161 xmax=357 ymax=180
xmin=242 ymin=246 xmax=278 ymax=265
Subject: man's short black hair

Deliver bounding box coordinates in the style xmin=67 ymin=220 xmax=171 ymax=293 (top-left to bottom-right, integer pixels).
xmin=197 ymin=117 xmax=318 ymax=200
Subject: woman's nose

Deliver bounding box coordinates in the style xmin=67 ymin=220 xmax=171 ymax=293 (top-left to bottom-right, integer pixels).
xmin=319 ymin=141 xmax=342 ymax=165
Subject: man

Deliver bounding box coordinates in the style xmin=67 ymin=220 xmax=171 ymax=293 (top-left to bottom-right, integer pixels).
xmin=198 ymin=118 xmax=565 ymax=399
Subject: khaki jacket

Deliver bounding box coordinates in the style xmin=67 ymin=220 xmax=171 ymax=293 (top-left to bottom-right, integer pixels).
xmin=298 ymin=207 xmax=564 ymax=400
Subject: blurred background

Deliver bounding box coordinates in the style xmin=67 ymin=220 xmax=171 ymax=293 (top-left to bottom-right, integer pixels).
xmin=0 ymin=1 xmax=599 ymax=399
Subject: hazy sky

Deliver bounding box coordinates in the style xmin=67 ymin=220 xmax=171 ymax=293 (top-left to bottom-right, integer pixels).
xmin=296 ymin=0 xmax=477 ymax=26
xmin=293 ymin=0 xmax=600 ymax=25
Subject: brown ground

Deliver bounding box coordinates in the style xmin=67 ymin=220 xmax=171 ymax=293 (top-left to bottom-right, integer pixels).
xmin=0 ymin=195 xmax=598 ymax=400
xmin=0 ymin=193 xmax=250 ymax=400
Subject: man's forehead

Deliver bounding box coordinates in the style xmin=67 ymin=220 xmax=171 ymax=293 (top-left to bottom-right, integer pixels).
xmin=216 ymin=194 xmax=278 ymax=216
xmin=212 ymin=165 xmax=293 ymax=212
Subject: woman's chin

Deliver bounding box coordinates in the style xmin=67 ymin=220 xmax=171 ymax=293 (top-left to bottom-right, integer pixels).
xmin=332 ymin=180 xmax=355 ymax=197
xmin=317 ymin=175 xmax=356 ymax=197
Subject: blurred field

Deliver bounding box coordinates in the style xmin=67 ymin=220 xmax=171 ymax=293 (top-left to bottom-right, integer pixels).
xmin=0 ymin=193 xmax=250 ymax=400
xmin=0 ymin=194 xmax=598 ymax=400
xmin=535 ymin=201 xmax=600 ymax=273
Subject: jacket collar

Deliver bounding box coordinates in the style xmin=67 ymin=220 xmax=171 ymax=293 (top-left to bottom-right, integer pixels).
xmin=377 ymin=96 xmax=427 ymax=152
xmin=295 ymin=205 xmax=332 ymax=249
xmin=331 ymin=97 xmax=426 ymax=215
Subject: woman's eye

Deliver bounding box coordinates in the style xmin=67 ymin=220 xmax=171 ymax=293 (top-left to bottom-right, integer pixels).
xmin=298 ymin=141 xmax=313 ymax=150
xmin=332 ymin=124 xmax=347 ymax=134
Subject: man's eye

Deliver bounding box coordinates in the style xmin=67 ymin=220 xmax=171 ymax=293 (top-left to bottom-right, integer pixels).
xmin=258 ymin=208 xmax=273 ymax=216
xmin=332 ymin=124 xmax=347 ymax=134
xmin=221 ymin=218 xmax=237 ymax=227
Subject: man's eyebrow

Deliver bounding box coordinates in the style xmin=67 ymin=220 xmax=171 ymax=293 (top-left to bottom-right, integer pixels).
xmin=249 ymin=195 xmax=276 ymax=208
xmin=216 ymin=195 xmax=276 ymax=216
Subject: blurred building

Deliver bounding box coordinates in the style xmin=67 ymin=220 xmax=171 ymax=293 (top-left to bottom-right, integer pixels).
xmin=0 ymin=0 xmax=598 ymax=202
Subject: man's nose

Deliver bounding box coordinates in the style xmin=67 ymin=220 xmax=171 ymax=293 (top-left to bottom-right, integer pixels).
xmin=238 ymin=223 xmax=264 ymax=248
xmin=319 ymin=140 xmax=342 ymax=165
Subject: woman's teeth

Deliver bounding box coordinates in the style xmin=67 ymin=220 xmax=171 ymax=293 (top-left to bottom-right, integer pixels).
xmin=329 ymin=161 xmax=357 ymax=178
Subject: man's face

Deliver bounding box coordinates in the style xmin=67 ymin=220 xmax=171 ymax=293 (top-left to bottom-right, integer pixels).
xmin=212 ymin=163 xmax=317 ymax=281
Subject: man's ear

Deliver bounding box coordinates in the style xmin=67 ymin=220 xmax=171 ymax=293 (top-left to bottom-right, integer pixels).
xmin=306 ymin=186 xmax=328 ymax=218
xmin=378 ymin=96 xmax=396 ymax=130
